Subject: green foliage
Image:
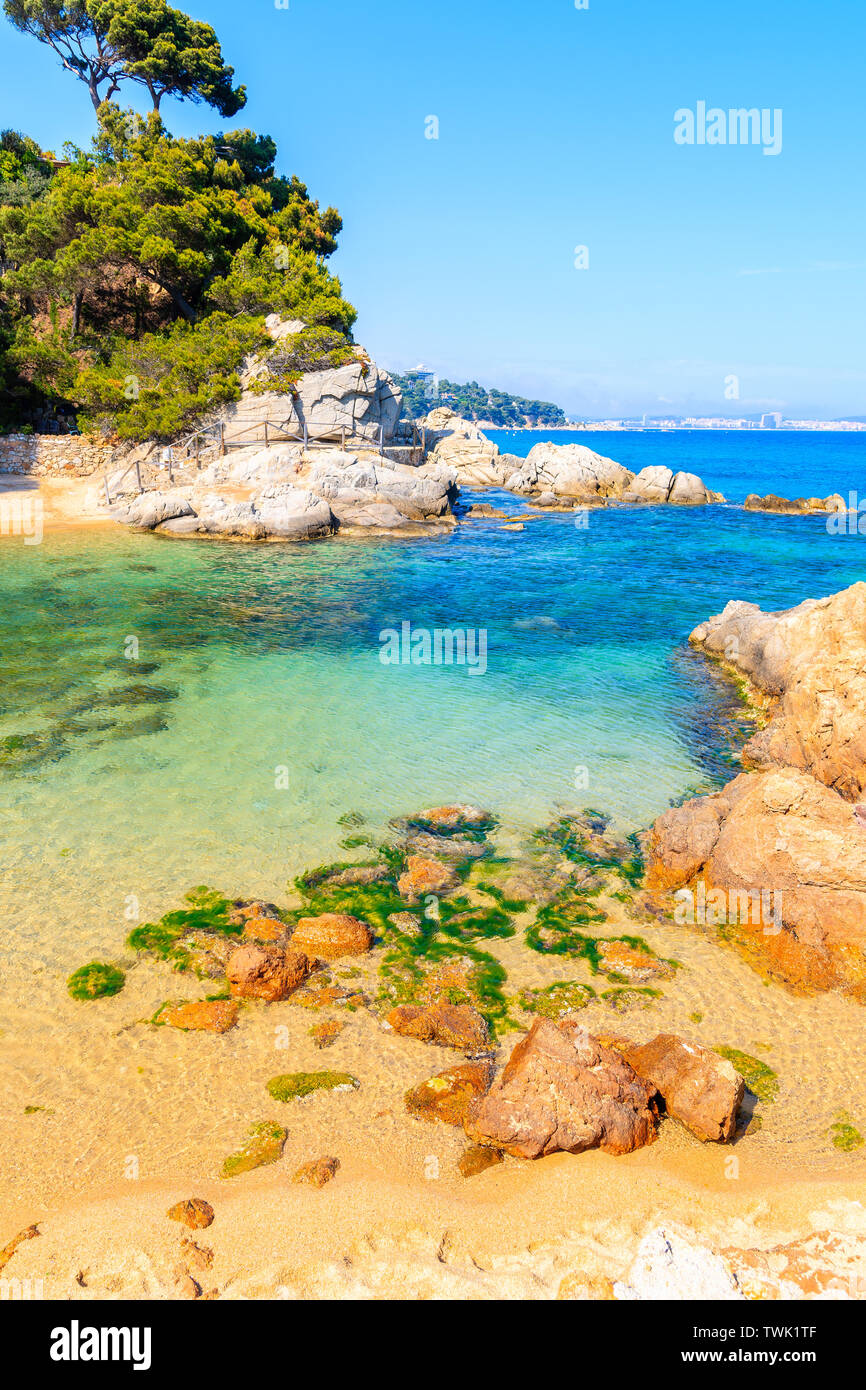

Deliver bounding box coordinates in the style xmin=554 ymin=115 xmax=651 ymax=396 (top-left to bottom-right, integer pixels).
xmin=250 ymin=326 xmax=355 ymax=393
xmin=76 ymin=311 xmax=266 ymax=439
xmin=67 ymin=960 xmax=125 ymax=999
xmin=4 ymin=0 xmax=245 ymax=115
xmin=0 ymin=108 xmax=354 ymax=435
xmin=394 ymin=373 xmax=567 ymax=427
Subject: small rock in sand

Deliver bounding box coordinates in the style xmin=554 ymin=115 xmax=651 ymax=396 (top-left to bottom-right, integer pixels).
xmin=167 ymin=1197 xmax=215 ymax=1230
xmin=293 ymin=1156 xmax=340 ymax=1188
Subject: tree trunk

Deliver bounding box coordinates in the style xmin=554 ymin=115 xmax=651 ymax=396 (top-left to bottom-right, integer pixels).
xmin=69 ymin=291 xmax=83 ymax=343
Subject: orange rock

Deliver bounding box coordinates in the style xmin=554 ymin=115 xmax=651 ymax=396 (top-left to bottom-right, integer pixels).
xmin=293 ymin=1156 xmax=340 ymax=1188
xmin=310 ymin=1018 xmax=345 ymax=1048
xmin=464 ymin=1020 xmax=657 ymax=1159
xmin=597 ymin=940 xmax=673 ymax=981
xmin=404 ymin=1061 xmax=493 ymax=1126
xmin=290 ymin=913 xmax=373 ymax=961
xmin=167 ymin=1198 xmax=215 ymax=1230
xmin=226 ymin=943 xmax=311 ymax=1002
xmin=622 ymin=1033 xmax=744 ymax=1143
xmin=386 ymin=1001 xmax=489 ymax=1052
xmin=397 ymin=855 xmax=459 ymax=899
xmin=242 ymin=916 xmax=286 ymax=943
xmin=422 ymin=804 xmax=490 ymax=830
xmin=458 ymin=1144 xmax=503 ymax=1178
xmin=160 ymin=1000 xmax=238 ymax=1033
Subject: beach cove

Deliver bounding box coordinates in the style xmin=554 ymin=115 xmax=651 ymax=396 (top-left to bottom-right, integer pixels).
xmin=2 ymin=432 xmax=866 ymax=1298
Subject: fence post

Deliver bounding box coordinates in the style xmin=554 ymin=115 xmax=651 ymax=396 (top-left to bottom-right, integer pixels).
xmin=136 ymin=460 xmax=143 ymax=491
xmin=264 ymin=419 xmax=269 ymax=447
xmin=219 ymin=422 xmax=226 ymax=457
xmin=104 ymin=474 xmax=111 ymax=507
xmin=379 ymin=422 xmax=385 ymax=457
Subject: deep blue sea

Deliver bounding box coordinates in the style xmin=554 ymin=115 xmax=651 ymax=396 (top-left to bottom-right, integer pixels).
xmin=487 ymin=428 xmax=865 ymax=505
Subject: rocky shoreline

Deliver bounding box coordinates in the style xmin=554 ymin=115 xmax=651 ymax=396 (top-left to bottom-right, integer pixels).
xmin=646 ymin=581 xmax=866 ymax=997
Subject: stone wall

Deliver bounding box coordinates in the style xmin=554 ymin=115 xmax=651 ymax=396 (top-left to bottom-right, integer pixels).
xmin=0 ymin=434 xmax=116 ymax=477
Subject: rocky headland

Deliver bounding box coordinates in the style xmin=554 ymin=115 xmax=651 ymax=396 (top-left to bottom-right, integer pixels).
xmin=647 ymin=581 xmax=866 ymax=998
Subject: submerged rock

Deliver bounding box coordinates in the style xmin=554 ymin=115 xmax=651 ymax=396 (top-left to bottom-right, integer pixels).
xmin=159 ymin=999 xmax=238 ymax=1034
xmin=464 ymin=1020 xmax=657 ymax=1159
xmin=386 ymin=1001 xmax=490 ymax=1053
xmin=458 ymin=1144 xmax=504 ymax=1178
xmin=290 ymin=912 xmax=374 ymax=961
xmin=397 ymin=855 xmax=460 ymax=899
xmin=266 ymin=1071 xmax=359 ymax=1101
xmin=293 ymin=1156 xmax=340 ymax=1188
xmin=404 ymin=1061 xmax=494 ymax=1126
xmin=221 ymin=1121 xmax=286 ymax=1178
xmin=226 ymin=943 xmax=311 ymax=1002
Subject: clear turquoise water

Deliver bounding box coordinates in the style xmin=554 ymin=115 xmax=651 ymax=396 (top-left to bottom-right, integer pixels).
xmin=1 ymin=432 xmax=865 ymax=969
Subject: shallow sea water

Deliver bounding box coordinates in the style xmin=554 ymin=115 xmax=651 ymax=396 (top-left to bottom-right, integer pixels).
xmin=2 ymin=433 xmax=866 ymax=1215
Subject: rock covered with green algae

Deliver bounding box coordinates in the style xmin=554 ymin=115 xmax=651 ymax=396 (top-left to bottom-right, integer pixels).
xmin=266 ymin=1071 xmax=359 ymax=1102
xmin=66 ymin=961 xmax=125 ymax=1000
xmin=713 ymin=1046 xmax=778 ymax=1104
xmin=221 ymin=1121 xmax=287 ymax=1178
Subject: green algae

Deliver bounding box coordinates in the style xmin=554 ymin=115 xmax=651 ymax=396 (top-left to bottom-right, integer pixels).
xmin=24 ymin=1105 xmax=55 ymax=1115
xmin=221 ymin=1120 xmax=287 ymax=1178
xmin=690 ymin=1011 xmax=704 ymax=1024
xmin=601 ymin=986 xmax=661 ymax=1012
xmin=126 ymin=886 xmax=239 ymax=964
xmin=518 ymin=981 xmax=597 ymax=1018
xmin=377 ymin=935 xmax=515 ymax=1035
xmin=67 ymin=961 xmax=125 ymax=1000
xmin=714 ymin=1046 xmax=779 ymax=1103
xmin=829 ymin=1114 xmax=864 ymax=1153
xmin=531 ymin=813 xmax=644 ymax=886
xmin=266 ymin=1071 xmax=359 ymax=1102
xmin=525 ymin=891 xmax=608 ymax=957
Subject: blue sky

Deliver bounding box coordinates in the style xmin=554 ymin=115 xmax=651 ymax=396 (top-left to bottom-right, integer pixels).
xmin=2 ymin=0 xmax=864 ymax=418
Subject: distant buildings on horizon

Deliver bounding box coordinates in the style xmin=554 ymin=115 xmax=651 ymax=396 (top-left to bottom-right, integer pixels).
xmin=568 ymin=416 xmax=866 ymax=432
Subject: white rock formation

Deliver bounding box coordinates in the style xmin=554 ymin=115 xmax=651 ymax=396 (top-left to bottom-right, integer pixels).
xmin=625 ymin=465 xmax=725 ymax=505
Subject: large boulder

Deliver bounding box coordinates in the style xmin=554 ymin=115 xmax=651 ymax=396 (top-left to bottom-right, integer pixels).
xmin=226 ymin=943 xmax=311 ymax=1001
xmin=428 ymin=425 xmax=509 ymax=486
xmin=464 ymin=1019 xmax=658 ymax=1159
xmin=218 ymin=358 xmax=403 ymax=447
xmin=624 ymin=466 xmax=724 ymax=505
xmin=647 ymin=582 xmax=866 ymax=997
xmin=111 ymin=489 xmax=194 ymax=530
xmin=289 ymin=913 xmax=374 ymax=961
xmin=689 ymin=583 xmax=866 ymax=798
xmin=508 ymin=442 xmax=634 ymax=499
xmin=306 ymin=456 xmax=456 ymax=523
xmin=622 ymin=1034 xmax=744 ymax=1142
xmin=647 ymin=767 xmax=866 ymax=995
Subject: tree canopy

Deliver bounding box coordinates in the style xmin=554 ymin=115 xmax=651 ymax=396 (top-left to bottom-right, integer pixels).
xmin=0 ymin=108 xmax=355 ymax=437
xmin=3 ymin=0 xmax=246 ymax=114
